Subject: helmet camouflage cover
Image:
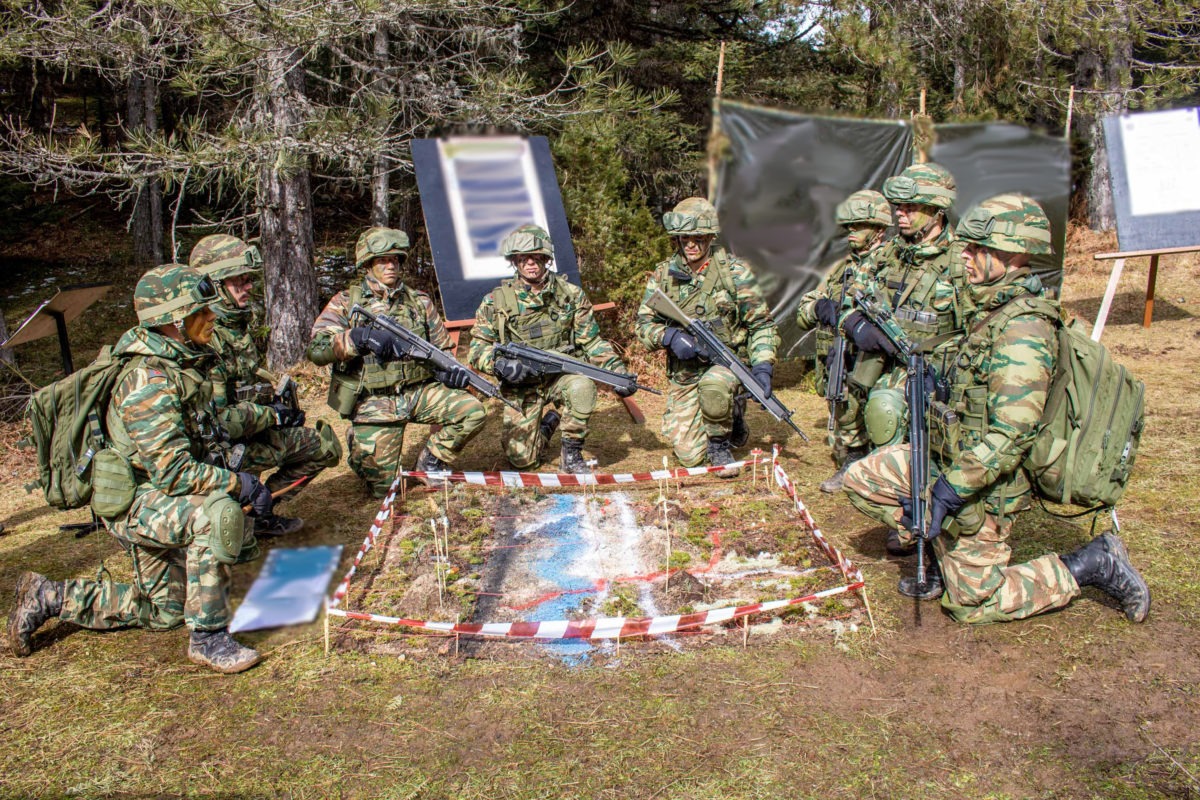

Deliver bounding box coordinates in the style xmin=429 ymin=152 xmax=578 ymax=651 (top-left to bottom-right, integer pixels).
xmin=835 ymin=189 xmax=893 ymax=228
xmin=957 ymin=193 xmax=1053 ymax=255
xmin=662 ymin=197 xmax=720 ymax=236
xmin=355 ymin=226 xmax=410 ymax=270
xmin=882 ymin=162 xmax=957 ymax=209
xmin=135 ymin=263 xmax=219 ymax=328
xmin=188 ymin=234 xmax=262 ymax=281
xmin=500 ymin=224 xmax=554 ymax=258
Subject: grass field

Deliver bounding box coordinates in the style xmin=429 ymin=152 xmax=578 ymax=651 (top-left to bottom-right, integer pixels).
xmin=1 ymin=223 xmax=1198 ymax=799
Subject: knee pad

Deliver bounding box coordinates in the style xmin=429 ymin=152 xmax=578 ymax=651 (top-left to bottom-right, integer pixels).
xmin=864 ymin=388 xmax=907 ymax=447
xmin=315 ymin=419 xmax=343 ymax=468
xmin=560 ymin=375 xmax=596 ymax=417
xmin=697 ymin=380 xmax=733 ymax=422
xmin=203 ymin=492 xmax=246 ymax=566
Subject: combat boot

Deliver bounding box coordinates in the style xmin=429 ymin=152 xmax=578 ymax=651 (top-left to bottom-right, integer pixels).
xmin=538 ymin=410 xmax=561 ymax=443
xmin=414 ymin=444 xmax=450 ymax=488
xmin=730 ymin=396 xmax=749 ymax=448
xmin=254 ymin=514 xmax=304 ymax=537
xmin=886 ymin=529 xmax=917 ymax=557
xmin=898 ymin=552 xmax=943 ymax=600
xmin=560 ymin=438 xmax=587 ymax=474
xmin=8 ymin=571 xmax=63 ymax=657
xmin=707 ymin=435 xmax=740 ymax=479
xmin=820 ymin=446 xmax=867 ymax=494
xmin=187 ymin=629 xmax=261 ymax=674
xmin=1060 ymin=532 xmax=1151 ymax=623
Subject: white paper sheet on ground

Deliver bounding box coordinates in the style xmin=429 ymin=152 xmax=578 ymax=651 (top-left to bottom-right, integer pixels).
xmin=229 ymin=546 xmax=343 ymax=633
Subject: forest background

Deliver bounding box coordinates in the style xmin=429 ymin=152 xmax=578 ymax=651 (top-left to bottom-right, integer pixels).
xmin=2 ymin=0 xmax=1198 ymax=372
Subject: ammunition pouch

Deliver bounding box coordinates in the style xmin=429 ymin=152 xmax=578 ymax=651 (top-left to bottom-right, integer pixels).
xmin=943 ymin=496 xmax=986 ymax=538
xmin=233 ymin=380 xmax=274 ymax=406
xmin=204 ymin=491 xmax=246 ymax=565
xmin=928 ymin=400 xmax=961 ymax=462
xmin=894 ymin=306 xmax=941 ymax=337
xmin=848 ymin=352 xmax=887 ymax=392
xmin=89 ymin=448 xmax=136 ymax=520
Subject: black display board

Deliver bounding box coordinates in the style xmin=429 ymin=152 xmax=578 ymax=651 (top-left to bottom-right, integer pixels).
xmin=412 ymin=135 xmax=580 ymax=323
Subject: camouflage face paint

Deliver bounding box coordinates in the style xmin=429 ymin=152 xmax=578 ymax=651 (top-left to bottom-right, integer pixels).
xmin=183 ymin=306 xmax=216 ymax=345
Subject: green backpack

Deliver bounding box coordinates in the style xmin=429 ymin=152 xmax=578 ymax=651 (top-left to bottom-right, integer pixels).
xmin=1024 ymin=316 xmax=1145 ymax=509
xmin=27 ymin=346 xmax=139 ymax=515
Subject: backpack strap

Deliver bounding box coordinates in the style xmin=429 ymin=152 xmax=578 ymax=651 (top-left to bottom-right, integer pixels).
xmin=492 ymin=282 xmax=520 ymax=344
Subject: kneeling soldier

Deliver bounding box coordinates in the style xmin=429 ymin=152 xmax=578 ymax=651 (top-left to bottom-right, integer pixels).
xmin=307 ymin=227 xmax=485 ymax=496
xmin=467 ymin=224 xmax=633 ymax=472
xmin=843 ymin=195 xmax=1150 ymax=624
xmin=9 ymin=264 xmax=274 ymax=673
xmin=189 ymin=234 xmax=341 ymax=536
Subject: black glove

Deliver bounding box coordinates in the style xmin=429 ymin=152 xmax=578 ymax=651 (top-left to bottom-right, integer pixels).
xmin=662 ymin=328 xmax=707 ymax=361
xmin=270 ymin=402 xmax=306 ymax=428
xmin=899 ymin=475 xmax=966 ymax=541
xmin=751 ymin=362 xmax=773 ymax=396
xmin=348 ymin=326 xmax=408 ymax=361
xmin=815 ymin=298 xmax=840 ymax=328
xmin=843 ymin=311 xmax=899 ymax=357
xmin=435 ymin=365 xmax=472 ymax=390
xmin=235 ymin=472 xmax=273 ymax=517
xmin=493 ymin=356 xmax=536 ymax=385
xmin=613 ymin=383 xmax=637 ymax=398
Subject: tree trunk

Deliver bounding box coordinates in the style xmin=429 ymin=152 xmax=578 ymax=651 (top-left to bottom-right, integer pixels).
xmin=370 ymin=25 xmax=391 ymax=226
xmin=1075 ymin=1 xmax=1131 ymax=232
xmin=0 ymin=310 xmax=14 ymax=365
xmin=126 ymin=75 xmax=164 ymax=266
xmin=257 ymin=47 xmax=317 ymax=371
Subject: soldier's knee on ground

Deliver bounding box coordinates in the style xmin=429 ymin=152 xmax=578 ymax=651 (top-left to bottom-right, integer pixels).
xmin=203 ymin=492 xmax=246 ymax=566
xmin=865 ymin=388 xmax=907 ymax=447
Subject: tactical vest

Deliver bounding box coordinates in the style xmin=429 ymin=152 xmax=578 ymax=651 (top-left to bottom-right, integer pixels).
xmin=211 ymin=306 xmax=272 ymax=404
xmin=491 ymin=277 xmax=577 ymax=354
xmin=877 ymin=236 xmax=966 ymax=341
xmin=927 ymin=291 xmax=1058 ymax=513
xmin=330 ymin=282 xmax=434 ymax=403
xmin=106 ymin=356 xmax=221 ymax=484
xmin=656 ymin=249 xmax=741 ymax=361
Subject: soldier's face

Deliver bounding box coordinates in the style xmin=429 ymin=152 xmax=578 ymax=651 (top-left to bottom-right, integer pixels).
xmin=895 ymin=203 xmax=937 ymax=237
xmin=512 ymin=253 xmax=550 ymax=285
xmin=677 ymin=234 xmax=714 ymax=267
xmin=845 ymin=223 xmax=882 ymax=253
xmin=182 ymin=306 xmax=216 ymax=345
xmin=370 ymin=256 xmax=402 ymax=287
xmin=223 ymin=274 xmax=254 ymax=308
xmin=962 ymin=243 xmax=1008 ymax=285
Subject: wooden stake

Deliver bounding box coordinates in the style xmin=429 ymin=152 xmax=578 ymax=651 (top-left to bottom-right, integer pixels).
xmin=742 ymin=614 xmax=749 ymax=648
xmin=1064 ymin=85 xmax=1075 ymax=141
xmin=862 ymin=587 xmax=878 ymax=636
xmin=919 ymin=87 xmax=926 ymax=115
xmin=431 ymin=518 xmax=445 ymax=609
xmin=323 ymin=600 xmax=331 ymax=656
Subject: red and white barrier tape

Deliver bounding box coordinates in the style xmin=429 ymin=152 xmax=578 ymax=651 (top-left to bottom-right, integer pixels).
xmin=397 ymin=456 xmax=769 ymax=488
xmin=327 ymin=446 xmax=867 ymax=639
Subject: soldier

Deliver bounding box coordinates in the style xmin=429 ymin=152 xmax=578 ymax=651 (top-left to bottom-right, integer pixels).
xmin=843 ymin=195 xmax=1150 ymax=623
xmin=794 ymin=189 xmax=894 ymax=492
xmin=467 ymin=224 xmax=634 ymax=472
xmin=189 ymin=234 xmax=341 ymax=536
xmin=636 ymin=197 xmax=780 ymax=476
xmin=307 ymin=227 xmax=485 ymax=496
xmin=8 ymin=264 xmax=274 ymax=673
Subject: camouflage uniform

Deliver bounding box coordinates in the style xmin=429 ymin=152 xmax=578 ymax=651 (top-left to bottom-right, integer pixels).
xmin=308 ymin=264 xmax=485 ymax=497
xmin=844 ymin=195 xmax=1082 ymax=623
xmin=190 ymin=235 xmax=340 ymax=495
xmin=636 ymin=199 xmax=779 ymax=467
xmin=59 ymin=273 xmax=244 ymax=634
xmin=795 ymin=189 xmax=893 ymax=455
xmin=859 ymin=164 xmax=972 ymax=448
xmin=468 ymin=271 xmax=624 ymax=469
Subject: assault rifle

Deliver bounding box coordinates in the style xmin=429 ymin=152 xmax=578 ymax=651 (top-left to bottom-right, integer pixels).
xmin=824 ymin=267 xmax=854 ymax=437
xmin=350 ymin=304 xmax=520 ymax=412
xmin=493 ymin=341 xmax=662 ymax=396
xmin=851 ymin=289 xmax=933 ymax=593
xmin=646 ymin=289 xmax=809 ymax=443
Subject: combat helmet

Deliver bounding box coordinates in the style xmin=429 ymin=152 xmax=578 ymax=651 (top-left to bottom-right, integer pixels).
xmin=882 ymin=162 xmax=957 ymax=209
xmin=500 ymin=224 xmax=554 ymax=259
xmin=135 ymin=263 xmax=219 ymax=328
xmin=188 ymin=234 xmax=262 ymax=281
xmin=835 ymin=189 xmax=893 ymax=228
xmin=355 ymin=226 xmax=410 ymax=270
xmin=662 ymin=197 xmax=720 ymax=236
xmin=957 ymin=194 xmax=1053 ymax=255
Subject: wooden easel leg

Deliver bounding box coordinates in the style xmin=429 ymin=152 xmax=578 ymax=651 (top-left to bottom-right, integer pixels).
xmin=1143 ymin=254 xmax=1159 ymax=329
xmin=1092 ymin=258 xmax=1125 ymax=342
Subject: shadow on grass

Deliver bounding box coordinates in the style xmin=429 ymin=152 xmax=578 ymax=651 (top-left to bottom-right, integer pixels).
xmin=1062 ymin=291 xmax=1194 ymax=327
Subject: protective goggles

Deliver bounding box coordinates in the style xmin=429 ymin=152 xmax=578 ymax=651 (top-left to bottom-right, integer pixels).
xmin=205 ymin=246 xmax=263 ymax=275
xmin=958 ymin=207 xmax=1052 ymax=245
xmin=365 ymin=230 xmax=409 ymax=255
xmin=135 ymin=274 xmax=219 ymax=323
xmin=883 ymin=176 xmax=955 ymax=203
